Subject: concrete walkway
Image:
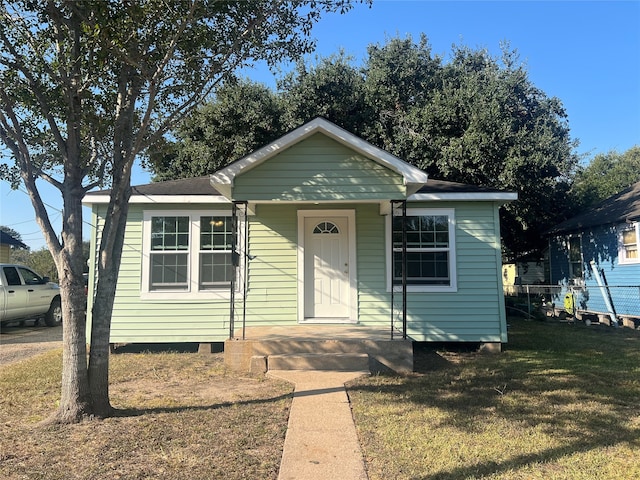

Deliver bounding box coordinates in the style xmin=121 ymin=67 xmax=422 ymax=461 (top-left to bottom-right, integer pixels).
xmin=268 ymin=370 xmax=370 ymax=480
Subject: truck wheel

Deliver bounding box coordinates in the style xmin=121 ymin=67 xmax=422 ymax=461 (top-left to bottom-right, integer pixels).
xmin=44 ymin=298 xmax=62 ymax=327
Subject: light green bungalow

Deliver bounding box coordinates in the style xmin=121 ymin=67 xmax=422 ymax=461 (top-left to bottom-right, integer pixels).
xmin=84 ymin=118 xmax=516 ymax=373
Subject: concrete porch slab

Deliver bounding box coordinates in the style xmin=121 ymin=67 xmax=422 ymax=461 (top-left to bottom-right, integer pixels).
xmin=232 ymin=325 xmax=406 ymax=341
xmin=224 ymin=325 xmax=414 ymax=374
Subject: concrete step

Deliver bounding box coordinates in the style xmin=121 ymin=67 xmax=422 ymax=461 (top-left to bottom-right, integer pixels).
xmin=268 ymin=352 xmax=370 ymax=372
xmin=253 ymin=339 xmax=369 ymax=356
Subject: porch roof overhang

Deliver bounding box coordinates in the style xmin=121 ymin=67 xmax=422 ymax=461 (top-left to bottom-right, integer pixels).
xmin=410 ymin=192 xmax=518 ymax=202
xmin=209 ymin=117 xmax=430 ymax=200
xmin=82 ymin=178 xmax=517 ymax=210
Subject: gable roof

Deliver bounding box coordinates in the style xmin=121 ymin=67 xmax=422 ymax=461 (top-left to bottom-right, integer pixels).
xmin=0 ymin=230 xmax=28 ymax=249
xmin=83 ymin=118 xmax=516 ymax=205
xmin=209 ymin=117 xmax=430 ymax=198
xmin=548 ymin=181 xmax=640 ymax=235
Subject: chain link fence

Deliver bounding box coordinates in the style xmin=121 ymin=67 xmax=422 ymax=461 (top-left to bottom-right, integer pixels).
xmin=504 ymin=284 xmax=640 ymax=329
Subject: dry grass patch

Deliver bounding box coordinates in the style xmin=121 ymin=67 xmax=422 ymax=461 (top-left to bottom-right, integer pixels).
xmin=0 ymin=348 xmax=293 ymax=480
xmin=348 ymin=319 xmax=640 ymax=480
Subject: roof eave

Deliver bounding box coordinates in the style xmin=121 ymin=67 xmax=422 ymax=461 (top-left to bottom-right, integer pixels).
xmin=410 ymin=192 xmax=518 ymax=202
xmin=82 ymin=194 xmax=229 ymax=206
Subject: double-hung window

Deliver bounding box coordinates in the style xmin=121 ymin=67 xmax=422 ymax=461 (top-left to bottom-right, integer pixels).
xmin=142 ymin=211 xmax=237 ymax=299
xmin=619 ymin=222 xmax=639 ymax=264
xmin=150 ymin=216 xmax=190 ymax=290
xmin=387 ymin=208 xmax=457 ymax=292
xmin=567 ymin=236 xmax=583 ymax=279
xmin=199 ymin=216 xmax=234 ymax=289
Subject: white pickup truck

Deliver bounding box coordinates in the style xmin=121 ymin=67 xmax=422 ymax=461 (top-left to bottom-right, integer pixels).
xmin=0 ymin=264 xmax=62 ymax=327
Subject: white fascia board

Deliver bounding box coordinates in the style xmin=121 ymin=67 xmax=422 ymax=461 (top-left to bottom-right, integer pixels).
xmin=409 ymin=192 xmax=518 ymax=202
xmin=209 ymin=117 xmax=429 ymax=191
xmin=82 ymin=195 xmax=230 ymax=206
xmin=314 ymin=119 xmax=429 ymax=185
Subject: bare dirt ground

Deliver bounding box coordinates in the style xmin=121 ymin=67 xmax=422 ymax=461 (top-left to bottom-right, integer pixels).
xmin=0 ymin=322 xmax=63 ymax=365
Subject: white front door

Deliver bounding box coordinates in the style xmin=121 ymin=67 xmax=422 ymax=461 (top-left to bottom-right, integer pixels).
xmin=302 ymin=215 xmax=353 ymax=321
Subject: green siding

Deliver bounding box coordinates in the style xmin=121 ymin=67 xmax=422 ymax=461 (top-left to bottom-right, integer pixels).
xmin=233 ymin=133 xmax=406 ymax=201
xmin=356 ymin=204 xmax=389 ymax=325
xmin=88 ymin=199 xmax=507 ymax=344
xmin=244 ymin=204 xmax=299 ymax=323
xmin=87 ymin=203 xmax=233 ymax=343
xmin=404 ymin=201 xmax=506 ymax=342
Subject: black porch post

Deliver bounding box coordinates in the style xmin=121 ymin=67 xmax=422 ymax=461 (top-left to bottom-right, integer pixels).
xmin=391 ymin=200 xmax=408 ymax=340
xmin=229 ymin=202 xmax=238 ymax=339
xmin=229 ymin=201 xmax=249 ymax=340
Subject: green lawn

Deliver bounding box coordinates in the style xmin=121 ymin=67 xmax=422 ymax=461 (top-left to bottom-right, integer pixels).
xmin=1 ymin=319 xmax=638 ymax=479
xmin=348 ymin=318 xmax=640 ymax=480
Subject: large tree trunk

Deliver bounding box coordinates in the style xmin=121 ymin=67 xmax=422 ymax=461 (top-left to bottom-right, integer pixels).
xmin=88 ymin=177 xmax=132 ymax=418
xmin=55 ymin=253 xmax=92 ymax=423
xmin=86 ymin=66 xmax=139 ymax=417
xmin=44 ymin=181 xmax=96 ymax=423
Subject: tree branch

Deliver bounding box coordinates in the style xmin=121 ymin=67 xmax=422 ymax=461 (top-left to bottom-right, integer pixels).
xmin=0 ymin=96 xmax=62 ymax=253
xmin=0 ymin=23 xmax=68 ymax=160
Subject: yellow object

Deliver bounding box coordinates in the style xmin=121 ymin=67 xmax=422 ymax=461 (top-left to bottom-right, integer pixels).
xmin=564 ymin=292 xmax=575 ymax=315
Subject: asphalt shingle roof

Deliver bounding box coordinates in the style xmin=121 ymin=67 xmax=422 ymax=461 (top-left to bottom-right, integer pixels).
xmin=547 ymin=181 xmax=640 ymax=235
xmin=0 ymin=230 xmax=29 ymax=249
xmin=85 ymin=175 xmax=509 ymax=198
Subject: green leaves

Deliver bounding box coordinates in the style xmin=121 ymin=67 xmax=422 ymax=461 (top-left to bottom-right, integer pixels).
xmin=149 ymin=34 xmax=581 ymax=258
xmin=571 ymin=146 xmax=640 ymax=209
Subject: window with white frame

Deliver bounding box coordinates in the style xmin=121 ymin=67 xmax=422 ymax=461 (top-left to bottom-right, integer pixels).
xmin=619 ymin=222 xmax=639 ymax=264
xmin=150 ymin=216 xmax=190 ymax=290
xmin=142 ymin=211 xmax=237 ymax=299
xmin=567 ymin=236 xmax=583 ymax=278
xmin=387 ymin=208 xmax=457 ymax=292
xmin=199 ymin=216 xmax=234 ymax=289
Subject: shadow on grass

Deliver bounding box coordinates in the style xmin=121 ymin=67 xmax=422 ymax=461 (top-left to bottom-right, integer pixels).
xmin=350 ymin=318 xmax=640 ymax=479
xmin=111 ymin=342 xmax=224 ymax=354
xmin=414 ymin=429 xmax=640 ymax=480
xmin=113 ymin=390 xmax=294 ymax=418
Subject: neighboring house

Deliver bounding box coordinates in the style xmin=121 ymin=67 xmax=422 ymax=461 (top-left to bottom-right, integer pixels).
xmin=547 ymin=181 xmax=640 ymax=324
xmin=502 ymin=254 xmax=548 ymax=292
xmin=0 ymin=231 xmax=28 ymax=263
xmin=83 ymin=118 xmax=516 ymax=366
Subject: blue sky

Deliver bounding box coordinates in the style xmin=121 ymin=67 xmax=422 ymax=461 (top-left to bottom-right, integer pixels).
xmin=1 ymin=0 xmax=639 ymax=250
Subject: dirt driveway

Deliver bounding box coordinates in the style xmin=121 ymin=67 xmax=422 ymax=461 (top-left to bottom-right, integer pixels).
xmin=0 ymin=323 xmax=63 ymax=366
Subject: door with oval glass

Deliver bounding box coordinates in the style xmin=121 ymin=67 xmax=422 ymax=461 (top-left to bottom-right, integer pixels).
xmin=303 ymin=216 xmax=350 ymax=320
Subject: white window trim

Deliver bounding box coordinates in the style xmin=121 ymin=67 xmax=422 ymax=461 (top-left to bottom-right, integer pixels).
xmin=566 ymin=234 xmax=584 ymax=281
xmin=141 ymin=210 xmax=241 ymax=300
xmin=385 ymin=207 xmax=458 ymax=293
xmin=618 ymin=222 xmax=640 ymax=265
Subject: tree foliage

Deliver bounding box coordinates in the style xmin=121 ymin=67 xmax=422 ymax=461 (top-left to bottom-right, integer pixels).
xmin=10 ymin=247 xmax=59 ymax=281
xmin=148 ymin=78 xmax=288 ymax=181
xmin=281 ymin=52 xmax=371 ymax=134
xmin=151 ymin=36 xmax=579 ymax=258
xmin=0 ymin=0 xmax=361 ymax=423
xmin=570 ymin=146 xmax=640 ymax=209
